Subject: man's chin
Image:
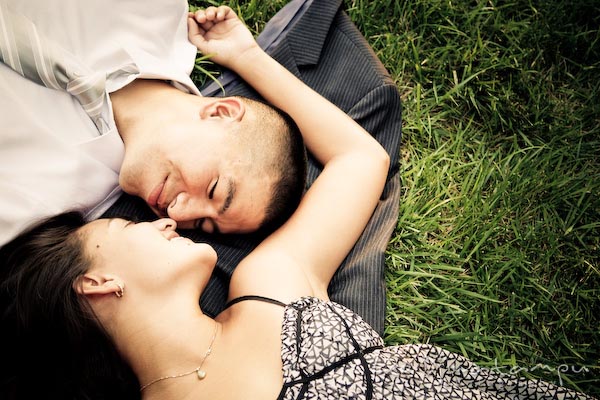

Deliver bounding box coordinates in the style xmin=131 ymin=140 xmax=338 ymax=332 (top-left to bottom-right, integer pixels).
xmin=148 ymin=204 xmax=168 ymax=218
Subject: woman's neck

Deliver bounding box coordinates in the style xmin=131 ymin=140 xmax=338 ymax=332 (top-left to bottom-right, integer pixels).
xmin=109 ymin=298 xmax=220 ymax=395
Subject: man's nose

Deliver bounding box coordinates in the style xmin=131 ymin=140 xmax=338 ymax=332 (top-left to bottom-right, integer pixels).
xmin=167 ymin=193 xmax=218 ymax=222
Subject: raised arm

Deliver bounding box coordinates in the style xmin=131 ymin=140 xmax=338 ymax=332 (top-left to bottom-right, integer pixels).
xmin=188 ymin=7 xmax=389 ymax=298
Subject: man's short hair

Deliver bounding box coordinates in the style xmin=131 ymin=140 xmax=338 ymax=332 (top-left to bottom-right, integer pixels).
xmin=236 ymin=97 xmax=306 ymax=233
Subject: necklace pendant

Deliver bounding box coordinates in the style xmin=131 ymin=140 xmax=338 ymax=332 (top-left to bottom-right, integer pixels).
xmin=196 ymin=369 xmax=207 ymax=380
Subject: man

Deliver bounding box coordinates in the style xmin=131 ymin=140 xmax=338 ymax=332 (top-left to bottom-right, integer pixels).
xmin=1 ymin=0 xmax=402 ymax=334
xmin=104 ymin=0 xmax=403 ymax=335
xmin=0 ymin=0 xmax=305 ymax=246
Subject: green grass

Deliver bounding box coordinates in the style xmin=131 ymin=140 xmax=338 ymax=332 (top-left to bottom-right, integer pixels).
xmin=190 ymin=0 xmax=600 ymax=395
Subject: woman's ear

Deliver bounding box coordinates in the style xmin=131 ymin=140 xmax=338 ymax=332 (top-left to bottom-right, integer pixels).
xmin=73 ymin=273 xmax=124 ymax=297
xmin=198 ymin=97 xmax=245 ymax=121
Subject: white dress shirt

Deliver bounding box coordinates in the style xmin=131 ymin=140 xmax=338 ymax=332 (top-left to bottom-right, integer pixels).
xmin=0 ymin=0 xmax=199 ymax=245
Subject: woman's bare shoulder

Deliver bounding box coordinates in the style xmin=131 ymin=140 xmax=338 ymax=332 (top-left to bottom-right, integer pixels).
xmin=228 ymin=248 xmax=326 ymax=305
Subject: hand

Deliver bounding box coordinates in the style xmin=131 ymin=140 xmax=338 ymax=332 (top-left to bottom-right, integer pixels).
xmin=187 ymin=6 xmax=259 ymax=70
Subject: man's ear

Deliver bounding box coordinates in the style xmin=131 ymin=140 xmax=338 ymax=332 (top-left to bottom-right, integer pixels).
xmin=198 ymin=97 xmax=245 ymax=121
xmin=73 ymin=273 xmax=124 ymax=297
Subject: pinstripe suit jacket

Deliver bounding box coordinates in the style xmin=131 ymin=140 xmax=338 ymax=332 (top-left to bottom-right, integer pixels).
xmin=102 ymin=0 xmax=402 ymax=335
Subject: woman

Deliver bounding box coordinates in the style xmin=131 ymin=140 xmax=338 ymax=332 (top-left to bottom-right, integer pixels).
xmin=0 ymin=6 xmax=592 ymax=400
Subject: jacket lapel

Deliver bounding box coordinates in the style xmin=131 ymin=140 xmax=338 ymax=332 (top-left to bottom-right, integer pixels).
xmin=268 ymin=0 xmax=342 ymax=70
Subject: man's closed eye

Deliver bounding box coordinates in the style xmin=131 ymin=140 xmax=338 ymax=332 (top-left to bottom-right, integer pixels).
xmin=209 ymin=178 xmax=219 ymax=199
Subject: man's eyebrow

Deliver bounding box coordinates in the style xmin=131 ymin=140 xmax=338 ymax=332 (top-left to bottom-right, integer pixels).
xmin=219 ymin=179 xmax=236 ymax=215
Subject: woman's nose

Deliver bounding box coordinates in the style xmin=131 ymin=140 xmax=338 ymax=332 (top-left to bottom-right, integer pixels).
xmin=152 ymin=218 xmax=177 ymax=231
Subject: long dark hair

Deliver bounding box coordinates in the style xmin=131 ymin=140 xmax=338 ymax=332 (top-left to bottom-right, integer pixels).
xmin=0 ymin=212 xmax=139 ymax=399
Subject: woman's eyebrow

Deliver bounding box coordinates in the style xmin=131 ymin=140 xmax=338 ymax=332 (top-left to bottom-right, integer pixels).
xmin=107 ymin=218 xmax=132 ymax=229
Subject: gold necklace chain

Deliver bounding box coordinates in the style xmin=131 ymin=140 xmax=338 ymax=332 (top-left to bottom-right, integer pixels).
xmin=139 ymin=322 xmax=219 ymax=392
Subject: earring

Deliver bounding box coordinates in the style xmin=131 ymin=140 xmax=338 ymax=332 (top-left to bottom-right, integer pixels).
xmin=115 ymin=283 xmax=125 ymax=298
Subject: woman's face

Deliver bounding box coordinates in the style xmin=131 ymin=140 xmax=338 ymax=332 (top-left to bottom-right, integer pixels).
xmin=80 ymin=218 xmax=217 ymax=295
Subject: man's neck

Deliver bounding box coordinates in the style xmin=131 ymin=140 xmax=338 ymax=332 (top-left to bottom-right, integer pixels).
xmin=110 ymin=79 xmax=181 ymax=144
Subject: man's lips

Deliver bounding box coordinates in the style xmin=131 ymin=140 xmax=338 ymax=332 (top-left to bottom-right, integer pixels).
xmin=147 ymin=181 xmax=165 ymax=209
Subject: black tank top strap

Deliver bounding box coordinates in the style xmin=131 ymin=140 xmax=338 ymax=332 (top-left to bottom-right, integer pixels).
xmin=224 ymin=295 xmax=287 ymax=310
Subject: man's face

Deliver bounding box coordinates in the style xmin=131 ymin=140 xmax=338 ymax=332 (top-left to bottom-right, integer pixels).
xmin=118 ymin=117 xmax=273 ymax=234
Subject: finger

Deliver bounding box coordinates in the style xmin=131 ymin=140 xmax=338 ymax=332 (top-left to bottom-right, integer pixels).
xmin=216 ymin=6 xmax=230 ymax=20
xmin=187 ymin=18 xmax=200 ymax=42
xmin=193 ymin=9 xmax=207 ymax=24
xmin=201 ymin=20 xmax=215 ymax=31
xmin=193 ymin=10 xmax=216 ymax=30
xmin=187 ymin=17 xmax=206 ymax=37
xmin=205 ymin=6 xmax=218 ymax=20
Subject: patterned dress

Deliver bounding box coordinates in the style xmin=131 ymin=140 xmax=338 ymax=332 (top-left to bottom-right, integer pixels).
xmin=227 ymin=296 xmax=593 ymax=400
